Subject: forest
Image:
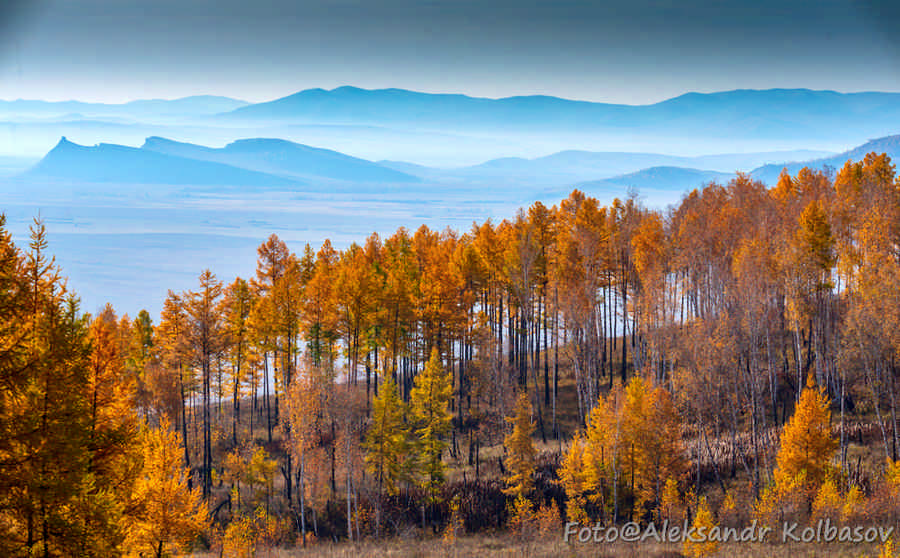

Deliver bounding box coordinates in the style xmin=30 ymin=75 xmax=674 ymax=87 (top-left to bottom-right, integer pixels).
xmin=3 ymin=151 xmax=900 ymax=557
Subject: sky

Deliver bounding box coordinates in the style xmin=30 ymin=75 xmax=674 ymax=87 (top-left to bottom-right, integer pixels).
xmin=0 ymin=0 xmax=899 ymax=105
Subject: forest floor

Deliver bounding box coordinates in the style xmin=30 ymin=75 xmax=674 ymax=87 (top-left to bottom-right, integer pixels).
xmin=191 ymin=362 xmax=894 ymax=558
xmin=190 ymin=535 xmax=887 ymax=557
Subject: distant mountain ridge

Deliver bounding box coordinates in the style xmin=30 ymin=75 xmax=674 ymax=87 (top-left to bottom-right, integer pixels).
xmin=444 ymin=148 xmax=834 ymax=181
xmin=575 ymin=167 xmax=733 ymax=196
xmin=0 ymin=96 xmax=249 ymax=118
xmin=141 ymin=136 xmax=419 ymax=183
xmin=572 ymin=134 xmax=900 ymax=198
xmin=25 ymin=137 xmax=299 ymax=187
xmin=223 ymin=86 xmax=900 ymax=146
xmin=19 ymin=132 xmax=900 ymax=199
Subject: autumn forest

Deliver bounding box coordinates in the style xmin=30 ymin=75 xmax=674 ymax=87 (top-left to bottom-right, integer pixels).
xmin=5 ymin=152 xmax=900 ymax=557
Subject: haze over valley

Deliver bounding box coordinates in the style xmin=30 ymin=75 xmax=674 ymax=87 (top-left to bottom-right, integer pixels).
xmin=3 ymin=87 xmax=900 ymax=317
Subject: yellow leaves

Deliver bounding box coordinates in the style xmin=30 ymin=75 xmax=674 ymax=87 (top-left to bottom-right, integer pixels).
xmin=621 ymin=376 xmax=688 ymax=515
xmin=507 ymin=494 xmax=536 ymax=538
xmin=503 ymin=390 xmax=537 ymax=499
xmin=409 ymin=348 xmax=453 ymax=497
xmin=886 ymin=458 xmax=900 ymax=495
xmin=796 ymin=199 xmax=836 ymax=280
xmin=562 ymin=377 xmax=688 ymax=522
xmin=559 ymin=434 xmax=590 ymax=523
xmin=363 ymin=375 xmax=411 ymax=495
xmin=125 ymin=419 xmax=207 ymax=557
xmin=683 ymin=496 xmax=719 ymax=558
xmin=218 ymin=505 xmax=291 ymax=558
xmin=248 ymin=448 xmax=278 ymax=490
xmin=284 ymin=369 xmax=325 ymax=455
xmin=657 ymin=477 xmax=685 ymax=524
xmin=773 ymin=374 xmax=838 ymax=497
xmin=879 ymin=536 xmax=898 ymax=558
xmin=442 ymin=494 xmax=464 ymax=546
xmin=811 ymin=476 xmax=843 ymax=521
xmin=843 ymin=484 xmax=865 ymax=522
xmin=221 ymin=514 xmax=258 ymax=558
xmin=223 ymin=446 xmax=277 ymax=508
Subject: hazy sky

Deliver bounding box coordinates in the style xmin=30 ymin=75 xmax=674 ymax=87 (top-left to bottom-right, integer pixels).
xmin=1 ymin=0 xmax=899 ymax=104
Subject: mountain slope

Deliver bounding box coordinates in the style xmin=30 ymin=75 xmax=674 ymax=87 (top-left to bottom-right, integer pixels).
xmin=25 ymin=137 xmax=299 ymax=187
xmin=751 ymin=134 xmax=900 ymax=185
xmin=570 ymin=135 xmax=900 ymax=197
xmin=577 ymin=166 xmax=732 ymax=193
xmin=141 ymin=136 xmax=419 ymax=182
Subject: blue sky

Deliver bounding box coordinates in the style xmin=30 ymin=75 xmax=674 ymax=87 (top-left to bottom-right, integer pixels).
xmin=0 ymin=0 xmax=899 ymax=104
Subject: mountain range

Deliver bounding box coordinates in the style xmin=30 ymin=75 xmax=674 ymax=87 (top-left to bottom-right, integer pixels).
xmin=221 ymin=86 xmax=900 ymax=147
xmin=5 ymin=87 xmax=900 ymax=166
xmin=24 ymin=136 xmax=420 ymax=187
xmin=20 ymin=133 xmax=900 ymax=199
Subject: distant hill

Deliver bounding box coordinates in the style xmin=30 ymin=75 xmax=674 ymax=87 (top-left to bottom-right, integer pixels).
xmin=0 ymin=96 xmax=248 ymax=119
xmin=470 ymin=149 xmax=830 ymax=177
xmin=751 ymin=134 xmax=900 ymax=185
xmin=381 ymin=148 xmax=833 ymax=185
xmin=25 ymin=137 xmax=299 ymax=187
xmin=576 ymin=166 xmax=732 ymax=195
xmin=568 ymin=135 xmax=900 ymax=198
xmin=141 ymin=137 xmax=419 ymax=183
xmin=223 ymin=86 xmax=900 ymax=146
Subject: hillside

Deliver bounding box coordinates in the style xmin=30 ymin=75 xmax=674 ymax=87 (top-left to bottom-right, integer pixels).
xmin=140 ymin=136 xmax=419 ymax=183
xmin=752 ymin=134 xmax=900 ymax=184
xmin=25 ymin=137 xmax=300 ymax=187
xmin=575 ymin=166 xmax=732 ymax=196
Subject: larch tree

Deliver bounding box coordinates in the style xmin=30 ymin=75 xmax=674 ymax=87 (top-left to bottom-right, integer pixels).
xmin=364 ymin=375 xmax=411 ymax=496
xmin=0 ymin=218 xmax=142 ymax=556
xmin=126 ymin=419 xmax=208 ymax=557
xmin=621 ymin=376 xmax=687 ymax=519
xmin=559 ymin=433 xmax=590 ymax=523
xmin=410 ymin=348 xmax=453 ymax=507
xmin=155 ymin=291 xmax=192 ymax=471
xmin=221 ymin=277 xmax=253 ymax=445
xmin=503 ymin=390 xmax=537 ymax=500
xmin=774 ymin=373 xmax=838 ymax=501
xmin=186 ymin=269 xmax=224 ymax=500
xmin=283 ymin=365 xmax=326 ymax=545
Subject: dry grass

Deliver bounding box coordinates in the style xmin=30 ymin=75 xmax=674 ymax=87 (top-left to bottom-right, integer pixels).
xmin=189 ymin=534 xmax=887 ymax=557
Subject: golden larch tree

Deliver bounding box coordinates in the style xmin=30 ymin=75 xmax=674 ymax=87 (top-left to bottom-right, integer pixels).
xmin=364 ymin=375 xmax=411 ymax=495
xmin=126 ymin=419 xmax=208 ymax=557
xmin=774 ymin=373 xmax=838 ymax=499
xmin=409 ymin=348 xmax=453 ymax=504
xmin=503 ymin=390 xmax=537 ymax=500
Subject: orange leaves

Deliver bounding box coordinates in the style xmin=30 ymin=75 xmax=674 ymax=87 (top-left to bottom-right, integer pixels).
xmin=796 ymin=199 xmax=836 ymax=282
xmin=563 ymin=376 xmax=688 ymax=522
xmin=621 ymin=376 xmax=688 ymax=514
xmin=631 ymin=212 xmax=666 ymax=283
